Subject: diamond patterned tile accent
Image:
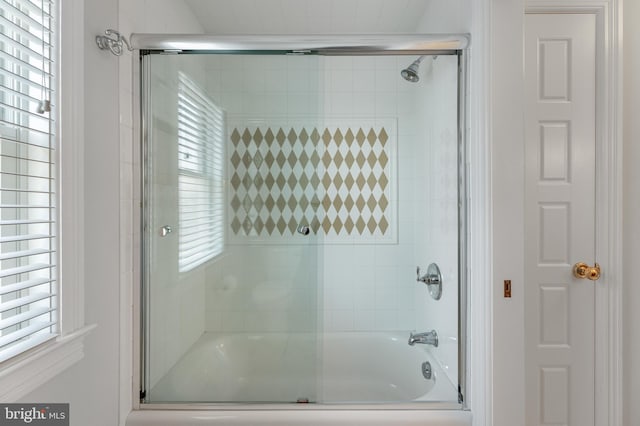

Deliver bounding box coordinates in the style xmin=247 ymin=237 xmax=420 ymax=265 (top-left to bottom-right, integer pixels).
xmin=265 ymin=217 xmax=276 ymax=234
xmin=334 ymin=129 xmax=343 ymax=144
xmin=231 ymin=217 xmax=241 ymax=233
xmin=253 ymin=128 xmax=263 ymax=143
xmin=242 ymin=152 xmax=252 ymax=168
xmin=265 ymin=173 xmax=275 ymax=190
xmin=310 ymin=128 xmax=320 ymax=144
xmin=310 ymin=172 xmax=320 ymax=189
xmin=332 ymin=173 xmax=343 ymax=189
xmin=345 ymin=128 xmax=355 ymax=146
xmin=231 ymin=129 xmax=241 ymax=146
xmin=333 ymin=217 xmax=343 ymax=234
xmin=242 ymin=174 xmax=251 ymax=190
xmin=242 ymin=129 xmax=252 ymax=146
xmin=231 ymin=172 xmax=241 ymax=190
xmin=344 ymin=194 xmax=354 ymax=211
xmin=367 ymin=216 xmax=377 ymax=233
xmin=299 ymin=128 xmax=309 ymax=143
xmin=231 ymin=194 xmax=241 ymax=211
xmin=378 ymin=173 xmax=389 ymax=191
xmin=379 ymin=216 xmax=389 ymax=234
xmin=310 ymin=151 xmax=320 ymax=168
xmin=254 ymin=217 xmax=264 ymax=234
xmin=264 ymin=151 xmax=275 ymax=168
xmin=378 ymin=128 xmax=388 ymax=146
xmin=344 ymin=173 xmax=355 ymax=190
xmin=228 ymin=122 xmax=395 ymax=239
xmin=265 ymin=128 xmax=275 ymax=146
xmin=334 ymin=150 xmax=344 ymax=168
xmin=299 ymin=173 xmax=309 ymax=190
xmin=288 ymin=128 xmax=297 ymax=144
xmin=299 ymin=151 xmax=309 ymax=166
xmin=356 ymin=172 xmax=366 ymax=190
xmin=379 ymin=151 xmax=389 ymax=168
xmin=230 ymin=151 xmax=241 ymax=169
xmin=344 ymin=216 xmax=354 ymax=234
xmin=277 ymin=217 xmax=287 ymax=234
xmin=356 ymin=128 xmax=366 ymax=146
xmin=379 ymin=194 xmax=389 ymax=211
xmin=367 ymin=128 xmax=377 ymax=146
xmin=322 ymin=129 xmax=332 ymax=145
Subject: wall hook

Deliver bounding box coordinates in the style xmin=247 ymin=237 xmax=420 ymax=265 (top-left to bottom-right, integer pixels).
xmin=96 ymin=29 xmax=133 ymax=56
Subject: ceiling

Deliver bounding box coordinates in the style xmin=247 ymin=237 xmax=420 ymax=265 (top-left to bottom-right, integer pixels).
xmin=183 ymin=0 xmax=434 ymax=34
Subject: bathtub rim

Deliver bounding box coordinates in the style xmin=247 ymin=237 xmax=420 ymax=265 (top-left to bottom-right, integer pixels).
xmin=126 ymin=407 xmax=473 ymax=426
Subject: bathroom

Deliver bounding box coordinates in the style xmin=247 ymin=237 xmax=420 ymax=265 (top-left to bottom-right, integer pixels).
xmin=2 ymin=0 xmax=638 ymax=425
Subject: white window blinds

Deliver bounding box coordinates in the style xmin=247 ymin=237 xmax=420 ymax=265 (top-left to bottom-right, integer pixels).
xmin=0 ymin=0 xmax=57 ymax=362
xmin=177 ymin=72 xmax=225 ymax=272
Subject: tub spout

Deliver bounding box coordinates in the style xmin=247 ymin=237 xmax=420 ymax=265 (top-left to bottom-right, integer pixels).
xmin=408 ymin=330 xmax=438 ymax=347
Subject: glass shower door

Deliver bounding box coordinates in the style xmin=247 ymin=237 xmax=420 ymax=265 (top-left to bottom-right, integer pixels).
xmin=142 ymin=53 xmax=322 ymax=403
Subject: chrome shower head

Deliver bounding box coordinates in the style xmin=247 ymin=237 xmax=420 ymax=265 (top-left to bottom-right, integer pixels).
xmin=401 ymin=56 xmax=425 ymax=82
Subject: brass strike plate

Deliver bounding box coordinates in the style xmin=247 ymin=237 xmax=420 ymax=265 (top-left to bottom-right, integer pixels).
xmin=504 ymin=280 xmax=512 ymax=298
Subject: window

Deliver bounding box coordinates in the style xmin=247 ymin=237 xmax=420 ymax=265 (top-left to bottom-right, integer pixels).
xmin=0 ymin=0 xmax=57 ymax=363
xmin=0 ymin=0 xmax=90 ymax=401
xmin=177 ymin=72 xmax=225 ymax=272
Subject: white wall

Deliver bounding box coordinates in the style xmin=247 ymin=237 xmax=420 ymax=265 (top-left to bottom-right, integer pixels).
xmin=415 ymin=0 xmax=471 ymax=34
xmin=489 ymin=1 xmax=526 ymax=426
xmin=21 ymin=1 xmax=122 ymax=426
xmin=623 ymin=0 xmax=640 ymax=424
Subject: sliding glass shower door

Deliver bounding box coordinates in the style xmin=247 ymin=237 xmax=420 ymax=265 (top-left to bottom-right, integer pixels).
xmin=142 ymin=53 xmax=322 ymax=403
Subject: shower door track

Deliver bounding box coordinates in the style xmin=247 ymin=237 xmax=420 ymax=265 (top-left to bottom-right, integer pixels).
xmin=130 ymin=33 xmax=469 ymax=55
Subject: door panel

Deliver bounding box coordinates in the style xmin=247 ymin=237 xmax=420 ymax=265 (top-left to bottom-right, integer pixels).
xmin=525 ymin=13 xmax=596 ymax=426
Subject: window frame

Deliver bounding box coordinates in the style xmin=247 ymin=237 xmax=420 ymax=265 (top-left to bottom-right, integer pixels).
xmin=0 ymin=0 xmax=93 ymax=401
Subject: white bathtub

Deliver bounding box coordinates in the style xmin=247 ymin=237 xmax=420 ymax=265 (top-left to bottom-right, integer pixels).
xmin=127 ymin=331 xmax=471 ymax=426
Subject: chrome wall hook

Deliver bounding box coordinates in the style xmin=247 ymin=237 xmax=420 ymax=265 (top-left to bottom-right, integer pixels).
xmin=96 ymin=29 xmax=133 ymax=56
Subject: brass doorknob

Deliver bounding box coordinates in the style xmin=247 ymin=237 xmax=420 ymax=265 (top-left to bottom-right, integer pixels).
xmin=573 ymin=262 xmax=601 ymax=281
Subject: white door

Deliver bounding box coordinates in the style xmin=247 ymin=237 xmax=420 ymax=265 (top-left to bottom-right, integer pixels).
xmin=524 ymin=13 xmax=597 ymax=426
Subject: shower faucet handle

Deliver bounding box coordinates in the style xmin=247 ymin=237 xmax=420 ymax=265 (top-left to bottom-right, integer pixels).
xmin=416 ymin=265 xmax=440 ymax=285
xmin=416 ymin=263 xmax=443 ymax=300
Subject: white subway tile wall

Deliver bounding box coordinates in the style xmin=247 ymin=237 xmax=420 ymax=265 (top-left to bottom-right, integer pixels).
xmin=200 ymin=56 xmax=459 ymax=359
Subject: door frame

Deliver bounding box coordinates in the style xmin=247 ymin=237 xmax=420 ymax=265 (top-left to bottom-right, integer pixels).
xmin=524 ymin=1 xmax=623 ymax=425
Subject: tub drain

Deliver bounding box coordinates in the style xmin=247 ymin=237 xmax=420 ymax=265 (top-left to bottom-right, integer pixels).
xmin=422 ymin=361 xmax=433 ymax=380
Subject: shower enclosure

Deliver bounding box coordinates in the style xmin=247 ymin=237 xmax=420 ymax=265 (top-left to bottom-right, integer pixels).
xmin=139 ymin=35 xmax=467 ymax=409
